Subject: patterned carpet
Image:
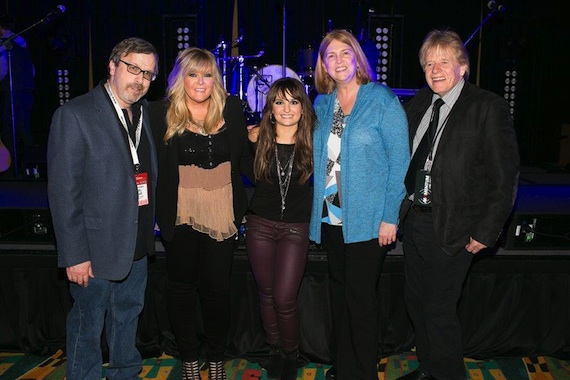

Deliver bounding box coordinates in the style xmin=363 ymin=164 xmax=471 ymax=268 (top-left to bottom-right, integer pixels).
xmin=1 ymin=350 xmax=570 ymax=379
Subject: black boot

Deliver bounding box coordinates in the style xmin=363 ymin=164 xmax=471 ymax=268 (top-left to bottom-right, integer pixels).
xmin=325 ymin=366 xmax=337 ymax=380
xmin=280 ymin=349 xmax=299 ymax=380
xmin=264 ymin=346 xmax=284 ymax=379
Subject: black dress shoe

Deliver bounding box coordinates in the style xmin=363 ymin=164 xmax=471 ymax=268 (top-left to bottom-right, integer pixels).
xmin=396 ymin=369 xmax=434 ymax=380
xmin=325 ymin=365 xmax=336 ymax=380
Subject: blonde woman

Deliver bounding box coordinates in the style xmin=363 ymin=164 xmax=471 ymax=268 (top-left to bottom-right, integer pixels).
xmin=149 ymin=47 xmax=253 ymax=380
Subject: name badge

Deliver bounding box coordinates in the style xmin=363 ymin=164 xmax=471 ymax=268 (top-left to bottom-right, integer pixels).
xmin=413 ymin=169 xmax=432 ymax=206
xmin=135 ymin=172 xmax=149 ymax=206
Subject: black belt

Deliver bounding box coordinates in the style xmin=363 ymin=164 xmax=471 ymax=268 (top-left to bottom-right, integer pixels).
xmin=412 ymin=204 xmax=432 ymax=213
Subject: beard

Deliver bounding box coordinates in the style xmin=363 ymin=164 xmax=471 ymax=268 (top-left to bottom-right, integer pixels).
xmin=114 ymin=82 xmax=146 ymax=107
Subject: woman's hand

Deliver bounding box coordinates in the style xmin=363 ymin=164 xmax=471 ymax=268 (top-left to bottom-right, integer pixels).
xmin=378 ymin=221 xmax=397 ymax=247
xmin=247 ymin=125 xmax=259 ymax=143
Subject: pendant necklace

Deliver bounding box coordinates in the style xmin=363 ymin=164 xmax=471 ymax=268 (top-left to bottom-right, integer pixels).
xmin=275 ymin=144 xmax=295 ymax=219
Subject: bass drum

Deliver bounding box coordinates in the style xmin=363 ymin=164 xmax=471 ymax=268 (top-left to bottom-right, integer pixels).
xmin=246 ymin=65 xmax=301 ymax=113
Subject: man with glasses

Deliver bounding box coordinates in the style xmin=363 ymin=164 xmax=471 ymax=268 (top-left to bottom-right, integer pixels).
xmin=47 ymin=37 xmax=159 ymax=380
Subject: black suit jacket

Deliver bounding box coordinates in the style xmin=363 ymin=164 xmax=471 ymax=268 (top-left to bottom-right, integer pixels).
xmin=404 ymin=81 xmax=520 ymax=255
xmin=149 ymin=96 xmax=253 ymax=242
xmin=48 ymin=83 xmax=158 ymax=280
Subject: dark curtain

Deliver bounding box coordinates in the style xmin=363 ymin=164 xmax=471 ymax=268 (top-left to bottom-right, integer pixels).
xmin=1 ymin=250 xmax=569 ymax=361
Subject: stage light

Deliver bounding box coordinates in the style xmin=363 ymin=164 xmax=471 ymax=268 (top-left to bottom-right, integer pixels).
xmin=503 ymin=69 xmax=517 ymax=117
xmin=368 ymin=15 xmax=403 ymax=88
xmin=374 ymin=27 xmax=391 ymax=85
xmin=163 ymin=14 xmax=198 ymax=82
xmin=57 ymin=69 xmax=71 ymax=105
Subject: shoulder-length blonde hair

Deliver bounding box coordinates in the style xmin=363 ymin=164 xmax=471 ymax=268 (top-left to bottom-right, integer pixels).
xmin=164 ymin=47 xmax=226 ymax=142
xmin=255 ymin=77 xmax=315 ymax=184
xmin=314 ymin=29 xmax=374 ymax=94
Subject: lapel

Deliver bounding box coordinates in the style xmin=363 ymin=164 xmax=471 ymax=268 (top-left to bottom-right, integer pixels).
xmin=433 ymin=82 xmax=476 ymax=160
xmin=318 ymin=92 xmax=336 ymax=168
xmin=407 ymin=90 xmax=432 ymax=147
xmin=92 ymin=83 xmax=135 ymax=177
xmin=224 ymin=97 xmax=237 ymax=164
xmin=140 ymin=101 xmax=157 ymax=183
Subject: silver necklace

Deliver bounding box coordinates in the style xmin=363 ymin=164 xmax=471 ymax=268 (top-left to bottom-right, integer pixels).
xmin=275 ymin=144 xmax=295 ymax=219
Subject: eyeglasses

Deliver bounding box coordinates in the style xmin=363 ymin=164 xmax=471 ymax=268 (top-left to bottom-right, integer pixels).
xmin=119 ymin=59 xmax=157 ymax=82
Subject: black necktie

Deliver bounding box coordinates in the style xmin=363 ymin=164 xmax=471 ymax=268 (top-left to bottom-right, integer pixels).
xmin=405 ymin=98 xmax=445 ymax=194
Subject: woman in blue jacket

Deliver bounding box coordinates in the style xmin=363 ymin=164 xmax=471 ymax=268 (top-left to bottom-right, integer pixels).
xmin=310 ymin=29 xmax=409 ymax=380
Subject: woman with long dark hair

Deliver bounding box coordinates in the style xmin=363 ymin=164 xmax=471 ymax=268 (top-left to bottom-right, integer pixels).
xmin=246 ymin=77 xmax=316 ymax=380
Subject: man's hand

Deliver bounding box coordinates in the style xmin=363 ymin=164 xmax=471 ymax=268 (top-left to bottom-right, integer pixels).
xmin=66 ymin=261 xmax=94 ymax=287
xmin=378 ymin=222 xmax=397 ymax=247
xmin=465 ymin=237 xmax=487 ymax=254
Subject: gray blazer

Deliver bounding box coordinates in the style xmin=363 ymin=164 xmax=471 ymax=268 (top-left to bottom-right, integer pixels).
xmin=47 ymin=82 xmax=157 ymax=280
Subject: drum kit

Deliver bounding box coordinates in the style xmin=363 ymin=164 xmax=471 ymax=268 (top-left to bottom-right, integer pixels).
xmin=213 ymin=38 xmax=318 ymax=122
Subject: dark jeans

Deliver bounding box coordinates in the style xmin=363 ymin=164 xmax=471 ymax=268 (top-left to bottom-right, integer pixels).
xmin=402 ymin=208 xmax=473 ymax=380
xmin=322 ymin=223 xmax=387 ymax=380
xmin=163 ymin=224 xmax=235 ymax=362
xmin=245 ymin=214 xmax=309 ymax=352
xmin=66 ymin=256 xmax=147 ymax=380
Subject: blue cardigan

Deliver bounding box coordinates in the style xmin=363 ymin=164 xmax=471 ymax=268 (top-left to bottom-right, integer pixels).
xmin=309 ymin=82 xmax=410 ymax=244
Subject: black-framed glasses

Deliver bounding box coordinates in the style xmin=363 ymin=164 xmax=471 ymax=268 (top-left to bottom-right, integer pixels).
xmin=119 ymin=59 xmax=157 ymax=82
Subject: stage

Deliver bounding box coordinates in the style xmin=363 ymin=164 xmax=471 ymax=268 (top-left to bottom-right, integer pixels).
xmin=0 ymin=169 xmax=569 ymax=361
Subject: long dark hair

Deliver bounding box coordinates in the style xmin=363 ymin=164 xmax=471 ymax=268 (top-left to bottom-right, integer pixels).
xmin=254 ymin=77 xmax=316 ymax=184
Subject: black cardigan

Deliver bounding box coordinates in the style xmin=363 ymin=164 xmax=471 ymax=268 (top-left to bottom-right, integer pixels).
xmin=148 ymin=96 xmax=254 ymax=242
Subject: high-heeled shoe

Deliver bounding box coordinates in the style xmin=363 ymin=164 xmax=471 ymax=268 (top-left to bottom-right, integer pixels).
xmin=182 ymin=360 xmax=200 ymax=380
xmin=208 ymin=360 xmax=227 ymax=380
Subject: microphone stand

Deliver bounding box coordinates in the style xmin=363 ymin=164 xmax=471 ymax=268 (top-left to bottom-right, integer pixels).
xmin=464 ymin=8 xmax=498 ymax=47
xmin=212 ymin=35 xmax=244 ymax=93
xmin=2 ymin=16 xmax=49 ymax=178
xmin=212 ymin=37 xmax=228 ymax=91
xmin=228 ymin=50 xmax=264 ymax=99
xmin=464 ymin=3 xmax=503 ymax=87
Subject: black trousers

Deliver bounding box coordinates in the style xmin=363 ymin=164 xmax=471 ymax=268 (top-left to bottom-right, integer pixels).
xmin=402 ymin=208 xmax=473 ymax=380
xmin=322 ymin=223 xmax=387 ymax=380
xmin=163 ymin=224 xmax=235 ymax=362
xmin=245 ymin=214 xmax=309 ymax=352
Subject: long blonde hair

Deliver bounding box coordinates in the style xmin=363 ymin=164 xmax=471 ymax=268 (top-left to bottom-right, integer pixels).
xmin=164 ymin=47 xmax=226 ymax=142
xmin=314 ymin=29 xmax=374 ymax=94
